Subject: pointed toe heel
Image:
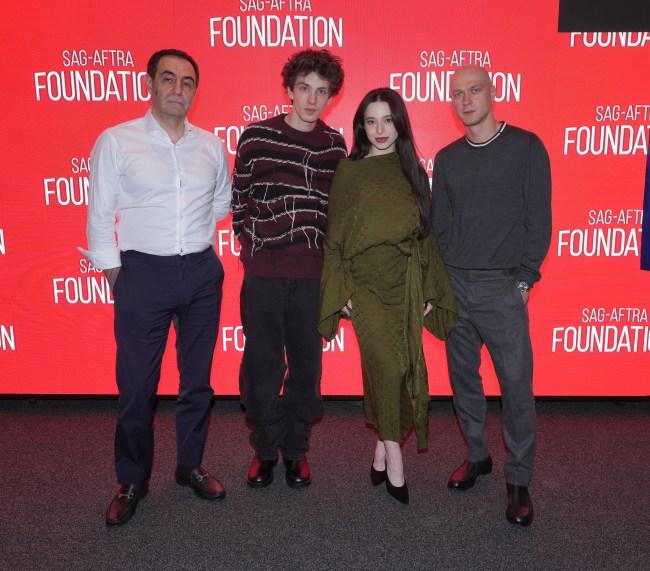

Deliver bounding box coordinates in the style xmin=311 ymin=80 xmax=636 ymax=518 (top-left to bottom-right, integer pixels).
xmin=386 ymin=476 xmax=409 ymax=505
xmin=370 ymin=465 xmax=387 ymax=486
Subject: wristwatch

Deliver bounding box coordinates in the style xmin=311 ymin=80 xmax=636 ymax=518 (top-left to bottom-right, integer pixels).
xmin=516 ymin=281 xmax=531 ymax=293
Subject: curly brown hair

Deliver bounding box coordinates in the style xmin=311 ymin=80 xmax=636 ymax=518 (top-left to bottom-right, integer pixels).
xmin=281 ymin=49 xmax=344 ymax=96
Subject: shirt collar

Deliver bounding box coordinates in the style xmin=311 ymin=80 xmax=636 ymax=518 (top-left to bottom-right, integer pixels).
xmin=144 ymin=108 xmax=194 ymax=142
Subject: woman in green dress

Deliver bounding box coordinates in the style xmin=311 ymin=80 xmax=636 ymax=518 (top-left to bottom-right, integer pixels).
xmin=319 ymin=88 xmax=457 ymax=504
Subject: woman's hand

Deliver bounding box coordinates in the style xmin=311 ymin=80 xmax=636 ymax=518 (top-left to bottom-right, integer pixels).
xmin=341 ymin=299 xmax=353 ymax=317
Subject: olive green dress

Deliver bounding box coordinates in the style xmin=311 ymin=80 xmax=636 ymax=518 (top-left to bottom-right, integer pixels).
xmin=319 ymin=153 xmax=458 ymax=448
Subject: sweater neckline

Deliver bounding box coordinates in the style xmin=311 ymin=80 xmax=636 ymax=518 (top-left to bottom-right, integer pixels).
xmin=276 ymin=113 xmax=324 ymax=140
xmin=465 ymin=122 xmax=507 ymax=148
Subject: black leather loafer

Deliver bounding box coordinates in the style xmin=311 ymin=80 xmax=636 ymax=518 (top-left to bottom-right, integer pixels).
xmin=105 ymin=482 xmax=148 ymax=526
xmin=284 ymin=456 xmax=311 ymax=488
xmin=447 ymin=455 xmax=493 ymax=490
xmin=246 ymin=457 xmax=277 ymax=487
xmin=506 ymin=483 xmax=534 ymax=526
xmin=175 ymin=465 xmax=226 ymax=500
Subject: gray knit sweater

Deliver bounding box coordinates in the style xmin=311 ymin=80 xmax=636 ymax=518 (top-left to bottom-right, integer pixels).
xmin=431 ymin=124 xmax=552 ymax=285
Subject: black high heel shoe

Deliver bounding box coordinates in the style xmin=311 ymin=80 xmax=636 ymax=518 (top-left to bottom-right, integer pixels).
xmin=370 ymin=464 xmax=387 ymax=486
xmin=386 ymin=475 xmax=409 ymax=505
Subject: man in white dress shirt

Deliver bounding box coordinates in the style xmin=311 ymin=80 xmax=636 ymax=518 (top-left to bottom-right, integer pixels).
xmin=80 ymin=49 xmax=231 ymax=526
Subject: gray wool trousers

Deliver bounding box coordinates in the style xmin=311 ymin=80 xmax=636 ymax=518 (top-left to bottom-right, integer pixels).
xmin=445 ymin=266 xmax=536 ymax=486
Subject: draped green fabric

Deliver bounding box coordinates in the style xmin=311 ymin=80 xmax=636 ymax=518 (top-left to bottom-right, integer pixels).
xmin=319 ymin=153 xmax=458 ymax=448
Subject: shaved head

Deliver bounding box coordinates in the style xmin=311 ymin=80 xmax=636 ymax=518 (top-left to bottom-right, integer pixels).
xmin=450 ymin=65 xmax=492 ymax=91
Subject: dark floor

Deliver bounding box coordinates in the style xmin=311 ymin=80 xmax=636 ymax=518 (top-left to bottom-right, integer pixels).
xmin=0 ymin=398 xmax=648 ymax=571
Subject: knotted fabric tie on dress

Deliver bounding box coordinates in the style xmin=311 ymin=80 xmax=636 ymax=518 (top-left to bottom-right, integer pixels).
xmin=396 ymin=239 xmax=425 ymax=403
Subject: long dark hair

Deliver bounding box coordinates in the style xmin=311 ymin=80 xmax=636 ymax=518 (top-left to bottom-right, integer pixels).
xmin=349 ymin=88 xmax=431 ymax=238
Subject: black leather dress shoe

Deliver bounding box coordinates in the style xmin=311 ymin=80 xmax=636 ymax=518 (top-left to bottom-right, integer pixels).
xmin=284 ymin=456 xmax=311 ymax=488
xmin=371 ymin=464 xmax=387 ymax=486
xmin=506 ymin=483 xmax=534 ymax=526
xmin=247 ymin=457 xmax=277 ymax=487
xmin=175 ymin=465 xmax=226 ymax=500
xmin=386 ymin=475 xmax=409 ymax=505
xmin=447 ymin=455 xmax=493 ymax=490
xmin=105 ymin=483 xmax=148 ymax=526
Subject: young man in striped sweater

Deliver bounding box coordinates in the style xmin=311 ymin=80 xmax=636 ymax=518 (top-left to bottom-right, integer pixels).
xmin=232 ymin=49 xmax=346 ymax=488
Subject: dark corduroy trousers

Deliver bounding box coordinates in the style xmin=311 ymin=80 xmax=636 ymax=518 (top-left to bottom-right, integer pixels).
xmin=239 ymin=274 xmax=323 ymax=462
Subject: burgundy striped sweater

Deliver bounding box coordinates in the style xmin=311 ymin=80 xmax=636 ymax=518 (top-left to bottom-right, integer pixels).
xmin=231 ymin=114 xmax=347 ymax=279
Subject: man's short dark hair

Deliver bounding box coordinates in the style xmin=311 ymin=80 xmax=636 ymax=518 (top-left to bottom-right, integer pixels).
xmin=147 ymin=49 xmax=200 ymax=87
xmin=281 ymin=49 xmax=344 ymax=96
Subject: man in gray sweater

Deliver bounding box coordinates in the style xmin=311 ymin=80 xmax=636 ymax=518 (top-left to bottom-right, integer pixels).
xmin=432 ymin=65 xmax=552 ymax=526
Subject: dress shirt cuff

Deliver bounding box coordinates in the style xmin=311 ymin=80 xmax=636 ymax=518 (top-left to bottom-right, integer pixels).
xmin=77 ymin=247 xmax=121 ymax=271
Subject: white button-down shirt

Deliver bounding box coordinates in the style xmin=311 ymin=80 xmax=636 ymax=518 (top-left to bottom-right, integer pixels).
xmin=79 ymin=109 xmax=231 ymax=269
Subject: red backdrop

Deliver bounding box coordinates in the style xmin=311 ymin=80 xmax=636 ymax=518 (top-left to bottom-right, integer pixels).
xmin=2 ymin=1 xmax=649 ymax=396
